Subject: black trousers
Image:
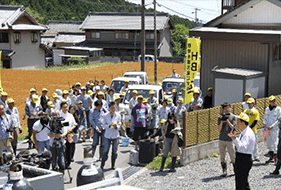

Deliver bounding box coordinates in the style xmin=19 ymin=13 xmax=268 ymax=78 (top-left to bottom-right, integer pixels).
xmin=277 ymin=139 xmax=281 ymax=161
xmin=65 ymin=141 xmax=75 ymax=167
xmin=235 ymin=152 xmax=253 ymax=190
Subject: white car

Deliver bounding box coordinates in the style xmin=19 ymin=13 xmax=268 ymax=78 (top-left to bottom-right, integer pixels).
xmin=120 ymin=84 xmax=164 ymax=127
xmin=137 ymin=54 xmax=158 ymax=63
xmin=161 ymin=77 xmax=185 ymax=99
xmin=123 ymin=71 xmax=148 ymax=85
xmin=109 ymin=77 xmax=142 ymax=97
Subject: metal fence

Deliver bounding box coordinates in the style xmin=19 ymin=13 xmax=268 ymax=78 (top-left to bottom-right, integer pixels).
xmin=183 ymin=95 xmax=281 ymax=147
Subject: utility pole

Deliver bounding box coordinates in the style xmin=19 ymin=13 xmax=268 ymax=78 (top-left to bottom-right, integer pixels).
xmin=141 ymin=0 xmax=145 ymax=71
xmin=154 ymin=0 xmax=157 ymax=83
xmin=192 ymin=8 xmax=201 ymax=24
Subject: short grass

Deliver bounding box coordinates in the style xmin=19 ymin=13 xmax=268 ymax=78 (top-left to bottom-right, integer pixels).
xmin=146 ymin=152 xmax=181 ymax=170
xmin=18 ymin=122 xmax=29 ymax=142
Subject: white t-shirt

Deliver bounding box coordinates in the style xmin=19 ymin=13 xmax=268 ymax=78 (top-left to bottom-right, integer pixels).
xmin=33 ymin=120 xmax=50 ymax=142
xmin=60 ymin=111 xmax=77 ymax=131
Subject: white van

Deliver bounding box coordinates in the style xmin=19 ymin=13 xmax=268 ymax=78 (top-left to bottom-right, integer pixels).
xmin=137 ymin=55 xmax=158 ymax=62
xmin=123 ymin=71 xmax=148 ymax=85
xmin=109 ymin=77 xmax=142 ymax=97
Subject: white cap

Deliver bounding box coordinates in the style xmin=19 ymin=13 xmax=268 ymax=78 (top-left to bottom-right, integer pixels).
xmin=95 ymin=86 xmax=100 ymax=90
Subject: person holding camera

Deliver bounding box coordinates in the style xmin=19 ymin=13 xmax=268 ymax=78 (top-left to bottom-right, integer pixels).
xmin=32 ymin=116 xmax=51 ymax=154
xmin=0 ymin=104 xmax=14 ymax=158
xmin=217 ymin=102 xmax=237 ymax=177
xmin=5 ymin=98 xmax=22 ymax=156
xmin=100 ymin=102 xmax=121 ymax=170
xmin=90 ymin=100 xmax=107 ymax=160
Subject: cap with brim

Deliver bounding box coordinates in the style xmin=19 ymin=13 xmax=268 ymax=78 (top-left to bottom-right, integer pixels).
xmin=208 ymin=87 xmax=213 ymax=91
xmin=47 ymin=101 xmax=54 ymax=107
xmin=114 ymin=96 xmax=121 ymax=101
xmin=81 ymin=86 xmax=86 ymax=90
xmin=125 ymin=79 xmax=129 ymax=83
xmin=63 ymin=90 xmax=69 ymax=94
xmin=137 ymin=95 xmax=143 ymax=99
xmin=120 ymin=92 xmax=125 ymax=96
xmin=160 ymin=119 xmax=166 ymax=124
xmin=86 ymin=82 xmax=90 ymax=85
xmin=193 ymin=89 xmax=200 ymax=94
xmin=95 ymin=86 xmax=100 ymax=90
xmin=77 ymin=100 xmax=83 ymax=104
xmin=246 ymin=98 xmax=255 ymax=104
xmin=88 ymin=90 xmax=93 ymax=96
xmin=1 ymin=92 xmax=8 ymax=96
xmin=52 ymin=93 xmax=58 ymax=98
xmin=90 ymin=83 xmax=94 ymax=86
xmin=269 ymin=95 xmax=276 ymax=102
xmin=98 ymin=91 xmax=104 ymax=96
xmin=30 ymin=88 xmax=36 ymax=93
xmin=238 ymin=112 xmax=250 ymax=123
xmin=32 ymin=95 xmax=39 ymax=104
xmin=167 ymin=98 xmax=173 ymax=103
xmin=143 ymin=98 xmax=147 ymax=103
xmin=7 ymin=98 xmax=14 ymax=104
xmin=42 ymin=88 xmax=48 ymax=92
xmin=172 ymin=89 xmax=177 ymax=93
xmin=177 ymin=98 xmax=183 ymax=102
xmin=244 ymin=93 xmax=251 ymax=97
xmin=149 ymin=90 xmax=155 ymax=95
xmin=76 ymin=82 xmax=81 ymax=86
xmin=132 ymin=90 xmax=138 ymax=94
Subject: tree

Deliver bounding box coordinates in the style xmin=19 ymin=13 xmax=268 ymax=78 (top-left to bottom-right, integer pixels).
xmin=171 ymin=24 xmax=190 ymax=57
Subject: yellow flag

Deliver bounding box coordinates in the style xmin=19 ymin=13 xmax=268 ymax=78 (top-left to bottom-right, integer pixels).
xmin=184 ymin=38 xmax=201 ymax=105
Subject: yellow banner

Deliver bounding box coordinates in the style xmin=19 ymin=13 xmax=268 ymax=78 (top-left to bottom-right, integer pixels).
xmin=184 ymin=38 xmax=200 ymax=105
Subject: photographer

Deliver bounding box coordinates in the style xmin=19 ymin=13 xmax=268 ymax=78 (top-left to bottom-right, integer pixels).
xmin=217 ymin=102 xmax=237 ymax=177
xmin=32 ymin=116 xmax=51 ymax=154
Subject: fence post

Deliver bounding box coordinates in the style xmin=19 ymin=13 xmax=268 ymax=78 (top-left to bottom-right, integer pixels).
xmin=183 ymin=111 xmax=186 ymax=147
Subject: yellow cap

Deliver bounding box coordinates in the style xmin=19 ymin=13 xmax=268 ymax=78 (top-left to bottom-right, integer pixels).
xmin=137 ymin=95 xmax=143 ymax=99
xmin=63 ymin=90 xmax=69 ymax=94
xmin=244 ymin=93 xmax=251 ymax=97
xmin=149 ymin=90 xmax=155 ymax=95
xmin=7 ymin=98 xmax=14 ymax=104
xmin=168 ymin=98 xmax=173 ymax=103
xmin=114 ymin=96 xmax=120 ymax=101
xmin=90 ymin=83 xmax=94 ymax=86
xmin=76 ymin=82 xmax=81 ymax=86
xmin=62 ymin=99 xmax=67 ymax=103
xmin=30 ymin=88 xmax=36 ymax=93
xmin=181 ymin=87 xmax=184 ymax=90
xmin=172 ymin=89 xmax=177 ymax=93
xmin=42 ymin=88 xmax=48 ymax=92
xmin=177 ymin=97 xmax=183 ymax=102
xmin=193 ymin=89 xmax=200 ymax=94
xmin=88 ymin=90 xmax=93 ymax=96
xmin=52 ymin=93 xmax=58 ymax=98
xmin=1 ymin=92 xmax=8 ymax=96
xmin=132 ymin=90 xmax=138 ymax=94
xmin=247 ymin=98 xmax=255 ymax=104
xmin=32 ymin=94 xmax=39 ymax=104
xmin=269 ymin=95 xmax=276 ymax=102
xmin=143 ymin=98 xmax=147 ymax=103
xmin=238 ymin=112 xmax=250 ymax=123
xmin=208 ymin=87 xmax=213 ymax=91
xmin=98 ymin=91 xmax=105 ymax=96
xmin=124 ymin=79 xmax=129 ymax=83
xmin=47 ymin=101 xmax=54 ymax=107
xmin=160 ymin=119 xmax=166 ymax=124
xmin=120 ymin=92 xmax=126 ymax=96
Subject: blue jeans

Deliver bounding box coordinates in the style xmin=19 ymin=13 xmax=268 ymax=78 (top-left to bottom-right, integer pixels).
xmin=37 ymin=140 xmax=50 ymax=154
xmin=92 ymin=129 xmax=105 ymax=156
xmin=102 ymin=137 xmax=119 ymax=161
xmin=130 ymin=116 xmax=134 ymax=132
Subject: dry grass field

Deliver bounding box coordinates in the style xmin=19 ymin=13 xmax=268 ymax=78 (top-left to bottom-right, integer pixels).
xmin=2 ymin=62 xmax=184 ymax=139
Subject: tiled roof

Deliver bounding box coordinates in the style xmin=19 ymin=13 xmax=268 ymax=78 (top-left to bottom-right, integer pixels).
xmin=44 ymin=21 xmax=84 ymax=36
xmin=54 ymin=32 xmax=85 ymax=44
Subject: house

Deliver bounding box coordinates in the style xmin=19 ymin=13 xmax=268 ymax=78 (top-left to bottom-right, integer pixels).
xmin=190 ymin=0 xmax=281 ymax=98
xmin=78 ymin=12 xmax=175 ymax=61
xmin=0 ymin=5 xmax=47 ymax=69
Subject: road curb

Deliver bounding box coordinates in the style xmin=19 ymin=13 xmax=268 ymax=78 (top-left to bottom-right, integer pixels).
xmin=124 ymin=167 xmax=148 ymax=185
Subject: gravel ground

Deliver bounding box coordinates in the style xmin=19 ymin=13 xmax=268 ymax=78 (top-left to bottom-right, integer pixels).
xmin=126 ymin=141 xmax=281 ymax=190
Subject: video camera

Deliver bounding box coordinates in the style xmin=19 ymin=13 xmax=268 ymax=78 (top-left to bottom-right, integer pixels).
xmin=48 ymin=116 xmax=69 ymax=134
xmin=221 ymin=113 xmax=230 ymax=121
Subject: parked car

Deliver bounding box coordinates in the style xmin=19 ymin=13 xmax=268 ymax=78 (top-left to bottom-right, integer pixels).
xmin=161 ymin=77 xmax=185 ymax=99
xmin=109 ymin=77 xmax=142 ymax=97
xmin=120 ymin=84 xmax=164 ymax=128
xmin=137 ymin=55 xmax=158 ymax=62
xmin=123 ymin=71 xmax=148 ymax=85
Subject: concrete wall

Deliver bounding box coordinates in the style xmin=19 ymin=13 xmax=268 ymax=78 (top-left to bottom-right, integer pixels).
xmin=11 ymin=31 xmax=45 ymax=69
xmin=180 ymin=128 xmax=266 ymax=166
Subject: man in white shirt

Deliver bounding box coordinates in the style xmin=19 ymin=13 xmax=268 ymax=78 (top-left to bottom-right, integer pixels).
xmin=129 ymin=90 xmax=138 ymax=133
xmin=0 ymin=92 xmax=8 ymax=108
xmin=33 ymin=116 xmax=50 ymax=154
xmin=241 ymin=93 xmax=251 ymax=111
xmin=170 ymin=69 xmax=180 ymax=78
xmin=228 ymin=113 xmax=256 ymax=190
xmin=100 ymin=102 xmax=121 ymax=170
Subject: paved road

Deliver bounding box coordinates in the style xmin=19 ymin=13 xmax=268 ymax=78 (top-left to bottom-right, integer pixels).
xmin=17 ymin=138 xmax=135 ymax=189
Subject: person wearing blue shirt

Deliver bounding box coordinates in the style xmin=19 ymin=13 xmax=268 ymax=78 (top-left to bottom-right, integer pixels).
xmin=76 ymin=101 xmax=87 ymax=142
xmin=100 ymin=102 xmax=121 ymax=170
xmin=89 ymin=100 xmax=107 ymax=160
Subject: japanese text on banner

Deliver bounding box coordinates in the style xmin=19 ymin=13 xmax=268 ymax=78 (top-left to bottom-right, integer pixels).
xmin=184 ymin=38 xmax=200 ymax=105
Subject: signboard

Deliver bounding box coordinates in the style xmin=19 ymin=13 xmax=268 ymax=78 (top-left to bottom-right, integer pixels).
xmin=184 ymin=37 xmax=200 ymax=105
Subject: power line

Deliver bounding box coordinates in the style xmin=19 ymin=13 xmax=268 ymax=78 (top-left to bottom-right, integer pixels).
xmin=171 ymin=0 xmax=220 ymax=13
xmin=156 ymin=2 xmax=195 ymax=20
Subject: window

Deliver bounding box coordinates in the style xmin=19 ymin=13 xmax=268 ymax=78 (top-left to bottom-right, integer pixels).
xmin=91 ymin=32 xmax=100 ymax=39
xmin=146 ymin=33 xmax=154 ymax=40
xmin=14 ymin=32 xmax=21 ymax=43
xmin=115 ymin=32 xmax=129 ymax=39
xmin=2 ymin=60 xmax=11 ymax=69
xmin=31 ymin=32 xmax=38 ymax=43
xmin=0 ymin=33 xmax=9 ymax=43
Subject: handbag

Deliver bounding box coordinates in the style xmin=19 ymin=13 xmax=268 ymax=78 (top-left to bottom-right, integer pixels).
xmin=177 ymin=135 xmax=184 ymax=147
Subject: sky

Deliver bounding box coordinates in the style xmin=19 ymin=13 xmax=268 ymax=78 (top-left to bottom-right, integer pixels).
xmin=126 ymin=0 xmax=222 ymax=23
